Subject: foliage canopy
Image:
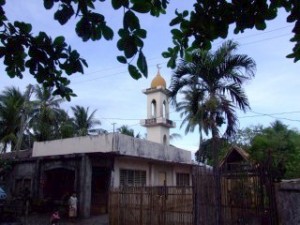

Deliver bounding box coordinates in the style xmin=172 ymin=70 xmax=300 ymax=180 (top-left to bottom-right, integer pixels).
xmin=0 ymin=0 xmax=300 ymax=99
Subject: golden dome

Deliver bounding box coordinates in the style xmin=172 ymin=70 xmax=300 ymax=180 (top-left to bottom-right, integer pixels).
xmin=151 ymin=72 xmax=166 ymax=88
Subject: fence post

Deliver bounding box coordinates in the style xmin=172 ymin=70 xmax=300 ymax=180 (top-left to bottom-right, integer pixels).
xmin=140 ymin=187 xmax=143 ymax=225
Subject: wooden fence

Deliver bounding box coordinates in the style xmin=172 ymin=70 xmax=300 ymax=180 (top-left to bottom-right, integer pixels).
xmin=109 ymin=186 xmax=193 ymax=225
xmin=109 ymin=165 xmax=278 ymax=225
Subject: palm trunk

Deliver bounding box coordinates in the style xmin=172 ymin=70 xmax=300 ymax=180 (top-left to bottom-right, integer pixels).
xmin=15 ymin=85 xmax=33 ymax=157
xmin=212 ymin=125 xmax=222 ymax=225
xmin=198 ymin=123 xmax=203 ymax=161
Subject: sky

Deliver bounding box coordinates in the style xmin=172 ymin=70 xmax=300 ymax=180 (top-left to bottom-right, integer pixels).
xmin=1 ymin=1 xmax=300 ymax=155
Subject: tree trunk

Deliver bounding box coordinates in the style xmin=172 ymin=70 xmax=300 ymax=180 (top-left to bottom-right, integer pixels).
xmin=212 ymin=127 xmax=222 ymax=225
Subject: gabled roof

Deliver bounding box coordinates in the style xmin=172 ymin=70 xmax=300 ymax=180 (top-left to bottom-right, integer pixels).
xmin=219 ymin=146 xmax=250 ymax=168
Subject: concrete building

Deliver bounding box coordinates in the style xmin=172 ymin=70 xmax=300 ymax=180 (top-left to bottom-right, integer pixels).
xmin=1 ymin=70 xmax=194 ymax=218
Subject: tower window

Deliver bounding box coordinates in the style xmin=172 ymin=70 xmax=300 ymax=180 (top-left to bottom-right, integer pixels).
xmin=163 ymin=101 xmax=166 ymax=118
xmin=151 ymin=100 xmax=156 ymax=118
xmin=163 ymin=135 xmax=167 ymax=145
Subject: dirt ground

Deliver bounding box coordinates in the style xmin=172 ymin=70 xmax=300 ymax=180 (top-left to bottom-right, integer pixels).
xmin=19 ymin=213 xmax=109 ymax=225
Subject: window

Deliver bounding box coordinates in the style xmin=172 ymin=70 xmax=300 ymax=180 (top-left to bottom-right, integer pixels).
xmin=176 ymin=173 xmax=190 ymax=186
xmin=158 ymin=172 xmax=166 ymax=186
xmin=151 ymin=100 xmax=156 ymax=118
xmin=120 ymin=169 xmax=146 ymax=186
xmin=163 ymin=101 xmax=166 ymax=118
xmin=163 ymin=135 xmax=167 ymax=145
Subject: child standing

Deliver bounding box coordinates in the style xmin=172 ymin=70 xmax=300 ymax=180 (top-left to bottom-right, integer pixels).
xmin=50 ymin=210 xmax=60 ymax=225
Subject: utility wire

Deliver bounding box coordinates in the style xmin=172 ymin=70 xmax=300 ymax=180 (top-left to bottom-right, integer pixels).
xmin=70 ymin=25 xmax=293 ymax=83
xmin=97 ymin=110 xmax=300 ymax=124
xmin=71 ymin=61 xmax=168 ymax=84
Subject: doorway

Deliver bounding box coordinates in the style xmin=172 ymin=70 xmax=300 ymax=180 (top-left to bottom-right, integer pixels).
xmin=91 ymin=167 xmax=110 ymax=215
xmin=44 ymin=168 xmax=75 ymax=200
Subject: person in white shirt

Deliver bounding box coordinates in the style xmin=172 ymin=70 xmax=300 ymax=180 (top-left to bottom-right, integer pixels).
xmin=68 ymin=193 xmax=78 ymax=220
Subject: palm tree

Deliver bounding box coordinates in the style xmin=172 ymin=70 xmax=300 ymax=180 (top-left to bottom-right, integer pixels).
xmin=170 ymin=40 xmax=256 ymax=224
xmin=14 ymin=84 xmax=34 ymax=153
xmin=170 ymin=40 xmax=256 ymax=155
xmin=30 ymin=85 xmax=64 ymax=141
xmin=0 ymin=87 xmax=26 ymax=152
xmin=175 ymin=87 xmax=206 ymax=144
xmin=54 ymin=109 xmax=75 ymax=139
xmin=117 ymin=125 xmax=135 ymax=137
xmin=71 ymin=105 xmax=101 ymax=136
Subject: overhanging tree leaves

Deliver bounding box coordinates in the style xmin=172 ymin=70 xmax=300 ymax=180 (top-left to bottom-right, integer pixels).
xmin=0 ymin=0 xmax=300 ymax=99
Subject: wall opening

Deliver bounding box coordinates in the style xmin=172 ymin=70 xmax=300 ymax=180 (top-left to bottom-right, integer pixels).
xmin=163 ymin=135 xmax=167 ymax=145
xmin=163 ymin=101 xmax=166 ymax=118
xmin=43 ymin=168 xmax=75 ymax=200
xmin=151 ymin=100 xmax=157 ymax=118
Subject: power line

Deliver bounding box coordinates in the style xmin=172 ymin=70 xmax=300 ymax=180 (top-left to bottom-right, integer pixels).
xmin=241 ymin=33 xmax=291 ymax=46
xmin=240 ymin=110 xmax=300 ymax=118
xmin=70 ymin=57 xmax=167 ymax=80
xmin=232 ymin=25 xmax=293 ymax=41
xmin=70 ymin=25 xmax=293 ymax=83
xmin=97 ymin=110 xmax=300 ymax=123
xmin=71 ymin=61 xmax=168 ymax=85
xmin=239 ymin=110 xmax=300 ymax=123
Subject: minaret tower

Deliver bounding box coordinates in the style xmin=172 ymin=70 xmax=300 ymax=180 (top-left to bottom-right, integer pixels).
xmin=140 ymin=66 xmax=176 ymax=145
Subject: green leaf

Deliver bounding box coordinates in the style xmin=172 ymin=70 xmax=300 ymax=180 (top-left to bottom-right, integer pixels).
xmin=162 ymin=51 xmax=170 ymax=58
xmin=14 ymin=21 xmax=32 ymax=33
xmin=54 ymin=4 xmax=74 ymax=25
xmin=137 ymin=51 xmax=147 ymax=77
xmin=0 ymin=46 xmax=5 ymax=57
xmin=128 ymin=64 xmax=142 ymax=79
xmin=117 ymin=38 xmax=125 ymax=50
xmin=111 ymin=0 xmax=121 ymax=9
xmin=134 ymin=29 xmax=147 ymax=38
xmin=53 ymin=36 xmax=65 ymax=46
xmin=255 ymin=22 xmax=266 ymax=30
xmin=44 ymin=0 xmax=54 ymax=9
xmin=131 ymin=2 xmax=151 ymax=13
xmin=117 ymin=55 xmax=127 ymax=64
xmin=171 ymin=29 xmax=183 ymax=39
xmin=124 ymin=36 xmax=138 ymax=58
xmin=102 ymin=26 xmax=114 ymax=40
xmin=169 ymin=16 xmax=182 ymax=26
xmin=255 ymin=19 xmax=266 ymax=30
xmin=286 ymin=53 xmax=295 ymax=58
xmin=134 ymin=36 xmax=144 ymax=47
xmin=76 ymin=17 xmax=91 ymax=41
xmin=81 ymin=58 xmax=88 ymax=68
xmin=182 ymin=10 xmax=189 ymax=17
xmin=124 ymin=10 xmax=140 ymax=30
xmin=118 ymin=28 xmax=129 ymax=37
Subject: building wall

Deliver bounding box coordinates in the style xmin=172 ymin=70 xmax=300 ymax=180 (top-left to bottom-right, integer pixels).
xmin=32 ymin=134 xmax=113 ymax=157
xmin=33 ymin=134 xmax=192 ymax=165
xmin=4 ymin=161 xmax=37 ymax=198
xmin=113 ymin=157 xmax=192 ymax=187
xmin=275 ymin=180 xmax=300 ymax=225
xmin=147 ymin=126 xmax=170 ymax=146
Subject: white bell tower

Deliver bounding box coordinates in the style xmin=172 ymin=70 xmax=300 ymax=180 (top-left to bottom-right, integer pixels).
xmin=140 ymin=66 xmax=176 ymax=145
